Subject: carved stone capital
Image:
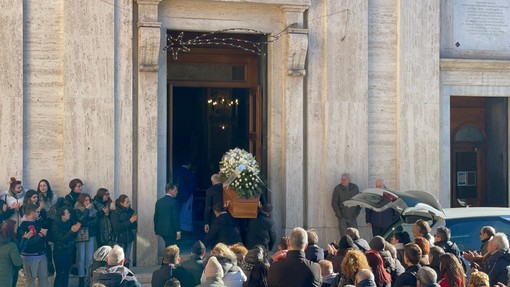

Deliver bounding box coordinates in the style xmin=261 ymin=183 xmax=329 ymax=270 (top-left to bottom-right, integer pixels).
xmin=286 ymin=28 xmax=308 ymax=76
xmin=138 ymin=22 xmax=161 ymax=72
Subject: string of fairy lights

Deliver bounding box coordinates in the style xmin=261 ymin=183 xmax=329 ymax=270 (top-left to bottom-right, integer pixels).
xmin=163 ymin=27 xmax=290 ymax=60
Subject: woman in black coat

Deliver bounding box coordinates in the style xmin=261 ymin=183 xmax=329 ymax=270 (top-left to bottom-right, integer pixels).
xmin=111 ymin=194 xmax=137 ymax=267
xmin=52 ymin=206 xmax=81 ymax=287
xmin=93 ymin=188 xmax=114 ymax=247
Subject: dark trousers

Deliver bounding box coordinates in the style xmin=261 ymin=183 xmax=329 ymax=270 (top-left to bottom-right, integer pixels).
xmin=371 ymin=225 xmax=386 ymax=237
xmin=54 ymin=252 xmax=73 ymax=287
xmin=163 ymin=236 xmax=176 ymax=248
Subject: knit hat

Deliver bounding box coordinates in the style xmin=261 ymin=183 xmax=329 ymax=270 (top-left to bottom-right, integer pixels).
xmin=191 ymin=240 xmax=206 ymax=255
xmin=204 ymin=256 xmax=224 ymax=279
xmin=369 ymin=236 xmax=386 ymax=251
xmin=94 ymin=245 xmax=112 ymax=261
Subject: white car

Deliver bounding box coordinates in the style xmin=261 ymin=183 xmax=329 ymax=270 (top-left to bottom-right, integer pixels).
xmin=344 ymin=188 xmax=510 ymax=252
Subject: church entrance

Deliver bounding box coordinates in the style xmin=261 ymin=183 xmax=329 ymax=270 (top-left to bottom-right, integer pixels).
xmin=166 ymin=33 xmax=265 ymax=242
xmin=450 ymin=97 xmax=508 ymax=207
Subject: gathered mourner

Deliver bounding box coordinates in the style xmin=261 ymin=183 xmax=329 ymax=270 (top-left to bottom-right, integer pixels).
xmin=37 ymin=179 xmax=57 ymax=275
xmin=414 ymin=237 xmax=431 ymax=266
xmin=174 ymin=161 xmax=197 ymax=232
xmin=370 ymin=236 xmax=403 ymax=282
xmin=111 ymin=194 xmax=137 ymax=268
xmin=202 ymin=243 xmax=247 ymax=287
xmin=52 ymin=206 xmax=81 ymax=287
xmin=17 ymin=203 xmax=49 ymax=287
xmin=467 ymin=271 xmax=490 ymax=287
xmin=438 ymin=253 xmax=464 ymax=287
xmin=391 ymin=232 xmax=411 ymax=263
xmin=239 ymin=245 xmax=270 ymax=286
xmin=331 ymin=173 xmax=360 ymax=238
xmin=339 ymin=249 xmax=371 ymax=286
xmin=94 ymin=188 xmax=114 ymax=247
xmin=464 ymin=226 xmax=496 ymax=265
xmin=328 ymin=235 xmax=359 ymax=274
xmin=428 ymin=246 xmax=445 ymax=278
xmin=481 ymin=232 xmax=510 ymax=286
xmin=0 ymin=196 xmax=15 ymax=224
xmin=366 ymin=250 xmax=392 ymax=287
xmin=92 ymin=244 xmax=142 ymax=287
xmin=394 ymin=243 xmax=422 ymax=287
xmin=346 ymin=227 xmax=371 ymax=253
xmin=5 ymin=177 xmax=24 ymax=226
xmin=365 ymin=179 xmax=399 ymax=237
xmin=319 ymin=259 xmax=338 ymax=287
xmin=154 ymin=183 xmax=181 ymax=247
xmin=305 ymin=229 xmax=324 ymax=263
xmin=180 ymin=240 xmax=206 ymax=286
xmin=204 ymin=202 xmax=242 ymax=248
xmin=75 ymin=193 xmax=99 ymax=287
xmin=270 ymin=237 xmax=288 ymax=263
xmin=0 ymin=220 xmax=25 ymax=287
xmin=267 ymin=227 xmax=321 ymax=287
xmin=151 ymin=244 xmax=194 ymax=287
xmin=433 ymin=227 xmax=461 ymax=261
xmin=413 ymin=219 xmax=434 ymax=246
xmin=355 ymin=269 xmax=377 ymax=287
xmin=245 ymin=203 xmax=276 ymax=251
xmin=89 ymin=246 xmax=113 ymax=283
xmin=417 ymin=267 xmax=439 ymax=287
xmin=65 ymin=178 xmax=83 ymax=209
xmin=197 ymin=256 xmax=226 ymax=287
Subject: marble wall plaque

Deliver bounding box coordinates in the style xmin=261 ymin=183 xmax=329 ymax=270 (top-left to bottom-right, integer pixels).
xmin=454 ymin=0 xmax=510 ymax=50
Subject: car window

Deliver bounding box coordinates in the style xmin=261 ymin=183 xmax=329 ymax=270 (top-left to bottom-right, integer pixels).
xmin=446 ymin=216 xmax=510 ymax=252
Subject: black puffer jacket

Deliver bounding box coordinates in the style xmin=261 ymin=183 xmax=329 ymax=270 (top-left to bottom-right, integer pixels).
xmin=74 ymin=203 xmax=99 ymax=238
xmin=111 ymin=204 xmax=137 ymax=244
xmin=94 ymin=198 xmax=114 ymax=245
xmin=52 ymin=218 xmax=77 ymax=254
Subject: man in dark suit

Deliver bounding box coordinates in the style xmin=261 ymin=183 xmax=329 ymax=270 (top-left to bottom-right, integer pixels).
xmin=245 ymin=203 xmax=276 ymax=251
xmin=204 ymin=202 xmax=242 ymax=248
xmin=151 ymin=244 xmax=194 ymax=287
xmin=267 ymin=227 xmax=321 ymax=287
xmin=203 ymin=174 xmax=223 ymax=234
xmin=154 ymin=183 xmax=181 ymax=247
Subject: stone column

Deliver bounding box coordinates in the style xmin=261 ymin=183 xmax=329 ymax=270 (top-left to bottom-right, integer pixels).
xmin=0 ymin=0 xmax=23 ymax=181
xmin=280 ymin=5 xmax=308 ymax=233
xmin=396 ymin=0 xmax=440 ymax=194
xmin=135 ymin=0 xmax=162 ymax=266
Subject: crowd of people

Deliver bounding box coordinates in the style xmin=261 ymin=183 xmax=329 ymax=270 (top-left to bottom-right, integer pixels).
xmin=2 ymin=172 xmax=510 ymax=287
xmin=0 ymin=177 xmax=137 ymax=287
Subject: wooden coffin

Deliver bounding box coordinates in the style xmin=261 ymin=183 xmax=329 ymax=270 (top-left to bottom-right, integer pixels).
xmin=223 ymin=187 xmax=260 ymax=218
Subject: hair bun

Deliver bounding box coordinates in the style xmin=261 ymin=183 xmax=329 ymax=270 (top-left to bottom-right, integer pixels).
xmin=9 ymin=177 xmax=16 ymax=184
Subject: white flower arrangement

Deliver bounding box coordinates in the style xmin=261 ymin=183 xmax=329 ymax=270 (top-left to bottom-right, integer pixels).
xmin=220 ymin=148 xmax=264 ymax=199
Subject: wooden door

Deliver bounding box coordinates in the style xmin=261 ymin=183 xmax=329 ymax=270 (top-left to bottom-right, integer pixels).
xmin=451 ymin=142 xmax=486 ymax=207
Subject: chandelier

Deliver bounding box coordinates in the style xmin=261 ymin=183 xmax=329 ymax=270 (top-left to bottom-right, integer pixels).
xmin=207 ymin=88 xmax=239 ymax=129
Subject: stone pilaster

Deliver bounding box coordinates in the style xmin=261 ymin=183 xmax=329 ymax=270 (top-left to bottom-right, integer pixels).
xmin=280 ymin=5 xmax=308 ymax=232
xmin=396 ymin=0 xmax=440 ymax=194
xmin=0 ymin=0 xmax=23 ymax=181
xmin=135 ymin=0 xmax=162 ymax=266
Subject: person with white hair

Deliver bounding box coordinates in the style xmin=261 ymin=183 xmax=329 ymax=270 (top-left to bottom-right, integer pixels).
xmin=481 ymin=232 xmax=510 ymax=286
xmin=267 ymin=227 xmax=321 ymax=286
xmin=417 ymin=267 xmax=439 ymax=287
xmin=91 ymin=245 xmax=141 ymax=287
xmin=332 ymin=173 xmax=361 ymax=238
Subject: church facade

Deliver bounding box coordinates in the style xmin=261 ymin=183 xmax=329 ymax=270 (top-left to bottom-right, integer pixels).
xmin=1 ymin=0 xmax=510 ymax=266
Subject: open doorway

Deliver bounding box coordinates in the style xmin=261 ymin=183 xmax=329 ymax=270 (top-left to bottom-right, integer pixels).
xmin=166 ymin=33 xmax=265 ymax=243
xmin=450 ymin=97 xmax=508 ymax=207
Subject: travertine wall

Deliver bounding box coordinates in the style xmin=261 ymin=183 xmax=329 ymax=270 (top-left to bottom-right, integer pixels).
xmin=397 ymin=0 xmax=441 ymax=197
xmin=1 ymin=0 xmax=497 ymax=265
xmin=0 ymin=0 xmax=23 ymax=182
